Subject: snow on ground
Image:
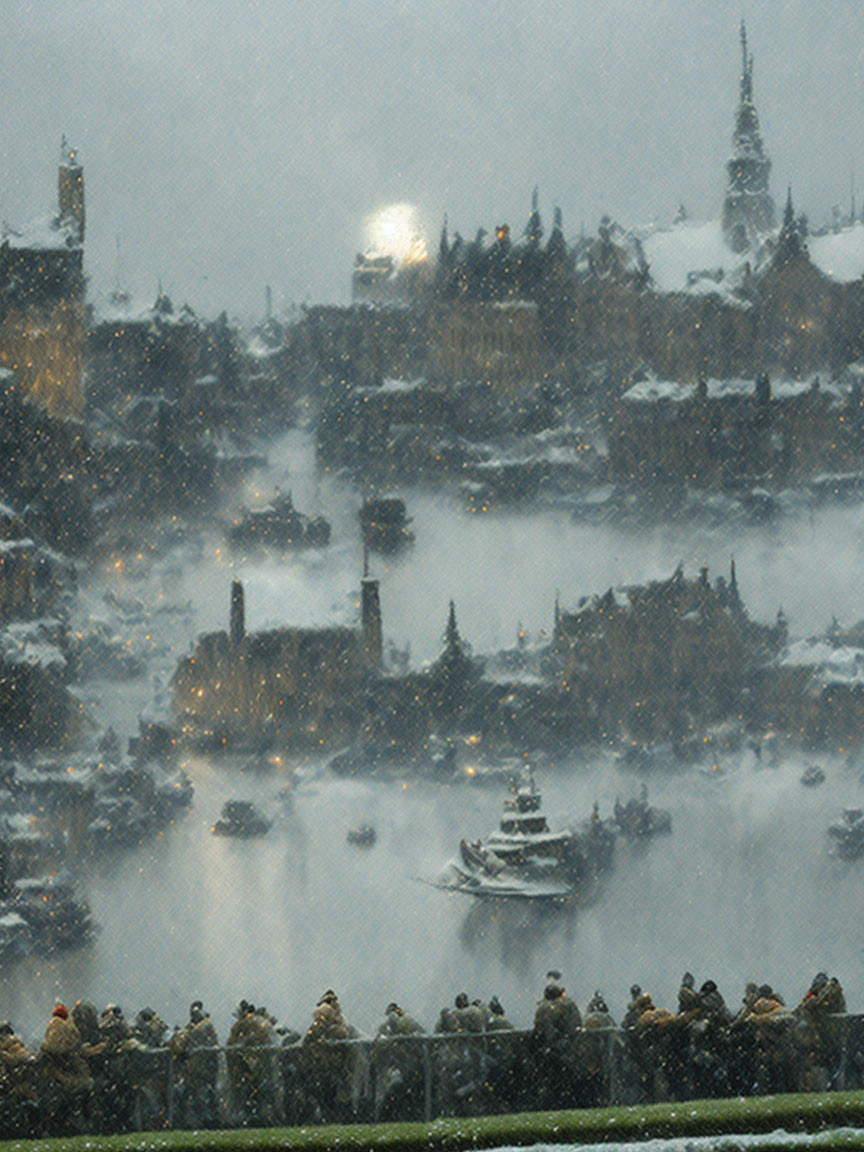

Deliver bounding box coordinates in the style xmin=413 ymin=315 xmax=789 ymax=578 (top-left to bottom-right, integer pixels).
xmin=494 ymin=1131 xmax=864 ymax=1152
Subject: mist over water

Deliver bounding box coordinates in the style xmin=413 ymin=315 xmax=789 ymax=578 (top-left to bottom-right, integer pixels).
xmin=7 ymin=430 xmax=864 ymax=1044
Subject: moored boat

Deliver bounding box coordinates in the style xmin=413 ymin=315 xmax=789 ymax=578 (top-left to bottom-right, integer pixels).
xmin=211 ymin=799 xmax=272 ymax=838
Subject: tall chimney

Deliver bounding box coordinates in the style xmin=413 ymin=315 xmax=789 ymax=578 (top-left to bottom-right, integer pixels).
xmin=230 ymin=579 xmax=245 ymax=648
xmin=361 ymin=577 xmax=382 ymax=667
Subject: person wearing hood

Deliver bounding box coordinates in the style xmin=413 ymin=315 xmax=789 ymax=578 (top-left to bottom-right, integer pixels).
xmin=128 ymin=1007 xmax=169 ymax=1130
xmin=172 ymin=1000 xmax=220 ymax=1130
xmin=687 ymin=981 xmax=733 ymax=1099
xmin=93 ymin=1004 xmax=137 ymax=1134
xmin=452 ymin=993 xmax=485 ymax=1033
xmin=485 ymin=995 xmax=514 ymax=1032
xmin=532 ymin=972 xmax=584 ymax=1110
xmin=374 ymin=1004 xmax=426 ymax=1121
xmin=795 ymin=974 xmax=847 ymax=1091
xmin=227 ymin=1001 xmax=277 ymax=1128
xmin=302 ymin=991 xmax=356 ymax=1124
xmin=0 ymin=1021 xmax=36 ymax=1136
xmin=580 ymin=992 xmax=616 ymax=1106
xmin=533 ymin=972 xmax=582 ymax=1043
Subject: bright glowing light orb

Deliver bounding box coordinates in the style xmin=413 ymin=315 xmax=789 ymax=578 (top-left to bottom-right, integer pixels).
xmin=365 ymin=203 xmax=428 ymax=265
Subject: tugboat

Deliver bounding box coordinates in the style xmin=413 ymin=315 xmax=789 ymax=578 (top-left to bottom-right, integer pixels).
xmin=434 ymin=767 xmax=615 ymax=901
xmin=359 ymin=497 xmax=414 ymax=554
xmin=347 ymin=824 xmax=376 ymax=847
xmin=828 ymin=808 xmax=864 ymax=859
xmin=211 ymin=799 xmax=272 ymax=838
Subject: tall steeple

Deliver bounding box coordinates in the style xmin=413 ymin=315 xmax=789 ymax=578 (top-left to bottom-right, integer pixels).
xmin=524 ymin=186 xmax=543 ymax=246
xmin=58 ymin=135 xmax=85 ymax=245
xmin=722 ymin=21 xmax=775 ymax=253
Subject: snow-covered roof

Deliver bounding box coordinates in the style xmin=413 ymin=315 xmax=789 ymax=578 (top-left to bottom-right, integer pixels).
xmin=641 ymin=219 xmax=751 ymax=297
xmin=645 ymin=218 xmax=746 ymax=292
xmin=0 ymin=621 xmax=66 ymax=671
xmin=621 ymin=374 xmax=844 ymax=405
xmin=89 ymin=291 xmax=198 ymax=329
xmin=641 ymin=217 xmax=864 ymax=296
xmin=380 ymin=377 xmax=424 ymax=394
xmin=2 ymin=214 xmax=79 ymax=253
xmin=809 ymin=223 xmax=864 ymax=283
xmin=781 ymin=639 xmax=864 ymax=686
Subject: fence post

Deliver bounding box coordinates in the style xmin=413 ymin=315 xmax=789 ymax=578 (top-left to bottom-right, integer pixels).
xmin=423 ymin=1036 xmax=433 ymax=1122
xmin=166 ymin=1049 xmax=175 ymax=1129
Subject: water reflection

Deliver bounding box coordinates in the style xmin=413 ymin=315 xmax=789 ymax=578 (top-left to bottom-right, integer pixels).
xmin=4 ymin=430 xmax=864 ymax=1043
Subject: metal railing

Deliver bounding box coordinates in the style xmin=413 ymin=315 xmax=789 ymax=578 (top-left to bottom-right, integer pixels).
xmin=5 ymin=1016 xmax=858 ymax=1137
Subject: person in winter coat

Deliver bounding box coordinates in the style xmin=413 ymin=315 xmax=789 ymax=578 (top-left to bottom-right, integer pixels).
xmin=303 ymin=991 xmax=354 ymax=1124
xmin=375 ymin=1003 xmax=425 ymax=1121
xmin=38 ymin=1004 xmax=92 ymax=1135
xmin=227 ymin=1001 xmax=277 ymax=1127
xmin=171 ymin=1000 xmax=220 ymax=1129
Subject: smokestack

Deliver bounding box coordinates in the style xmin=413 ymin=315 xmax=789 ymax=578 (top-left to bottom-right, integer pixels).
xmin=230 ymin=579 xmax=245 ymax=648
xmin=361 ymin=577 xmax=382 ymax=667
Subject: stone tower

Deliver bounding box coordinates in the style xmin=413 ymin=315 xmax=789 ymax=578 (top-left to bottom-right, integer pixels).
xmin=58 ymin=136 xmax=85 ymax=244
xmin=230 ymin=579 xmax=245 ymax=648
xmin=722 ymin=21 xmax=775 ymax=253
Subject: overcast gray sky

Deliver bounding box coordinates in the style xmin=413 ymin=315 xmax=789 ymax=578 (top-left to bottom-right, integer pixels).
xmin=1 ymin=0 xmax=861 ymax=319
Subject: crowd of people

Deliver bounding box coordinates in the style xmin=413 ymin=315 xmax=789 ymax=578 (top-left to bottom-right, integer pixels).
xmin=0 ymin=970 xmax=852 ymax=1137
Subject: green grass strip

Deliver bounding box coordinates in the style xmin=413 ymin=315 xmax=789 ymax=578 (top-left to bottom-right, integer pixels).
xmin=7 ymin=1091 xmax=864 ymax=1152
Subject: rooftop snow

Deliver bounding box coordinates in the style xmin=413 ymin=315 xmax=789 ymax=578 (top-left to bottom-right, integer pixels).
xmin=2 ymin=214 xmax=78 ymax=252
xmin=380 ymin=377 xmax=424 ymax=393
xmin=622 ymin=375 xmax=843 ymax=404
xmin=0 ymin=621 xmax=66 ymax=671
xmin=810 ymin=223 xmax=864 ymax=283
xmin=782 ymin=639 xmax=864 ymax=685
xmin=642 ymin=219 xmax=747 ymax=295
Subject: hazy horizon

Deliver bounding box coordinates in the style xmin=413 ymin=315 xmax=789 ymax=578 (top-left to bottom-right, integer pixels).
xmin=0 ymin=0 xmax=861 ymax=320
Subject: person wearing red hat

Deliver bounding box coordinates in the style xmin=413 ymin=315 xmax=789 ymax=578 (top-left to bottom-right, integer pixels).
xmin=38 ymin=1001 xmax=92 ymax=1134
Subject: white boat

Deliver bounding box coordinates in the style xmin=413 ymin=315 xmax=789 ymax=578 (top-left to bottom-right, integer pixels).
xmin=433 ymin=766 xmax=615 ymax=901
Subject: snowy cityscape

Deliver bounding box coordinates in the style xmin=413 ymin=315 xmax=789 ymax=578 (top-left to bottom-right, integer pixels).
xmin=0 ymin=1 xmax=863 ymax=1142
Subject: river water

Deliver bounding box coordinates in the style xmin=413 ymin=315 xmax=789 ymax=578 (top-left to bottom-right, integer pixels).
xmin=4 ymin=429 xmax=864 ymax=1045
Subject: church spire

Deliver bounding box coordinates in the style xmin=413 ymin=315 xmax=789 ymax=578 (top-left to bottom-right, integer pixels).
xmin=739 ymin=19 xmax=752 ymax=103
xmin=525 ymin=186 xmax=543 ymax=246
xmin=774 ymin=185 xmax=808 ymax=266
xmin=722 ymin=21 xmax=775 ymax=253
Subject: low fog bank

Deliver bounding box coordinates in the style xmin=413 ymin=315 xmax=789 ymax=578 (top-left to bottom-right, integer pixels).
xmin=4 ymin=745 xmax=863 ymax=1043
xmin=14 ymin=431 xmax=863 ymax=1044
xmin=86 ymin=431 xmax=864 ymax=679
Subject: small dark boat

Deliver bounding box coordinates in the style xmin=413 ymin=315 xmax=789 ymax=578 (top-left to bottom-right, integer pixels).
xmin=801 ymin=764 xmax=826 ymax=788
xmin=211 ymin=799 xmax=272 ymax=838
xmin=828 ymin=808 xmax=864 ymax=860
xmin=347 ymin=824 xmax=376 ymax=847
